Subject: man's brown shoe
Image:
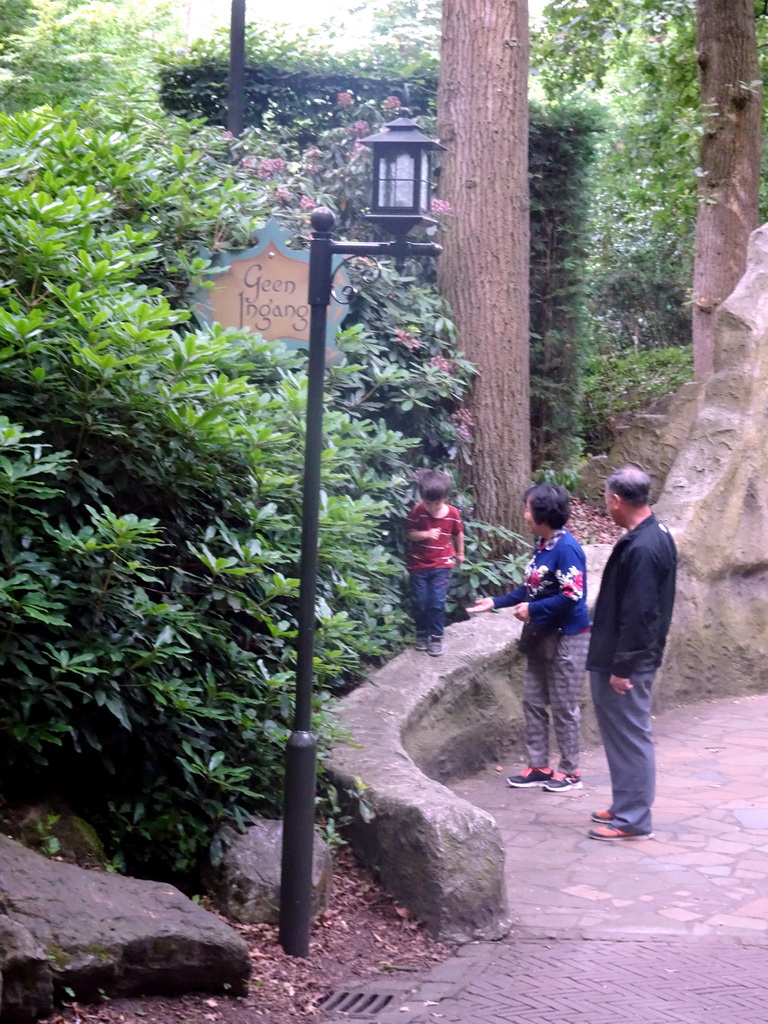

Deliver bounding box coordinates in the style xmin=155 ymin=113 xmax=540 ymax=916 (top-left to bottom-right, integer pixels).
xmin=589 ymin=824 xmax=654 ymax=841
xmin=591 ymin=809 xmax=614 ymax=824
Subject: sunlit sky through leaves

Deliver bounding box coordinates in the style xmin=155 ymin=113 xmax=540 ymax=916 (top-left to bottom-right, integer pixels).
xmin=185 ymin=1 xmax=547 ymax=44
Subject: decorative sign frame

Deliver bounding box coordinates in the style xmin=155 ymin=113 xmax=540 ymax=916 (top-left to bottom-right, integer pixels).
xmin=193 ymin=219 xmax=350 ymax=364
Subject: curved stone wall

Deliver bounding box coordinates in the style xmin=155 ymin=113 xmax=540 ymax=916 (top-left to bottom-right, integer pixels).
xmin=328 ymin=545 xmax=611 ymax=943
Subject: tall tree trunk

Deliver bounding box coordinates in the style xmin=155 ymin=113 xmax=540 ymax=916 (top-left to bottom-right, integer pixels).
xmin=693 ymin=0 xmax=761 ymax=379
xmin=438 ymin=0 xmax=530 ymax=537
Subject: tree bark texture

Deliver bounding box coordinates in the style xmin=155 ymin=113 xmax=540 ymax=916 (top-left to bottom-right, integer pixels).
xmin=438 ymin=0 xmax=530 ymax=536
xmin=693 ymin=0 xmax=761 ymax=379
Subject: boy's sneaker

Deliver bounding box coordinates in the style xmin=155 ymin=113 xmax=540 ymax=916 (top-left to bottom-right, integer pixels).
xmin=543 ymin=770 xmax=582 ymax=792
xmin=427 ymin=636 xmax=443 ymax=657
xmin=414 ymin=634 xmax=429 ymax=652
xmin=506 ymin=766 xmax=553 ymax=788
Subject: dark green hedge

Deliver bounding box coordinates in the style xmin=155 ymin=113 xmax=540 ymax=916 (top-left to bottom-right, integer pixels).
xmin=529 ymin=102 xmax=602 ymax=467
xmin=159 ymin=63 xmax=437 ymax=139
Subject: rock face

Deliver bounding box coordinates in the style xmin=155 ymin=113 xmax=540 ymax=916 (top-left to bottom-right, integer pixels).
xmin=0 ymin=835 xmax=250 ymax=1006
xmin=204 ymin=821 xmax=332 ymax=924
xmin=579 ymin=382 xmax=702 ymax=506
xmin=655 ymin=223 xmax=768 ymax=703
xmin=0 ymin=916 xmax=53 ymax=1024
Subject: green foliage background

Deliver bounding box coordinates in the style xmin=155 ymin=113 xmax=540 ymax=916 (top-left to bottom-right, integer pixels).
xmin=529 ymin=101 xmax=602 ymax=467
xmin=580 ymin=346 xmax=694 ymax=454
xmin=0 ymin=96 xmax=530 ymax=876
xmin=0 ymin=0 xmax=184 ymax=111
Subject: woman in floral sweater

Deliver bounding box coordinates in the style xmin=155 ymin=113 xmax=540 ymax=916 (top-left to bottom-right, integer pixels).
xmin=468 ymin=484 xmax=590 ymax=792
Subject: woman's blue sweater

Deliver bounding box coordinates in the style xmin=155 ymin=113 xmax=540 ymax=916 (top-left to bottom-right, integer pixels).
xmin=492 ymin=529 xmax=590 ymax=634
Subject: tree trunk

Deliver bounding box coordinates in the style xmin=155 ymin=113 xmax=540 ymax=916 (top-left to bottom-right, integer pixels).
xmin=437 ymin=0 xmax=530 ymax=537
xmin=693 ymin=0 xmax=761 ymax=379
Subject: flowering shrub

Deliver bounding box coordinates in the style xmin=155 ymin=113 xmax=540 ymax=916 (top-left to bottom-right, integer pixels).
xmin=0 ymin=98 xmax=502 ymax=878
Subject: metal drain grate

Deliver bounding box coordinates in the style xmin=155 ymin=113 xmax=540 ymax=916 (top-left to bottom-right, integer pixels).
xmin=318 ymin=989 xmax=395 ymax=1016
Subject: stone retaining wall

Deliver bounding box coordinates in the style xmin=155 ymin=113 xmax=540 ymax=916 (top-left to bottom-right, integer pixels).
xmin=328 ymin=545 xmax=611 ymax=943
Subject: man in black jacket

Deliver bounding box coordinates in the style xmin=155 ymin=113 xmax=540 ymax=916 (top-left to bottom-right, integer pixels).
xmin=587 ymin=465 xmax=677 ymax=841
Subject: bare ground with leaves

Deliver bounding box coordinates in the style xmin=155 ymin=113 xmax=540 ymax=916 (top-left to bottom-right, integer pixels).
xmin=568 ymin=497 xmax=623 ymax=546
xmin=49 ymin=850 xmax=449 ymax=1024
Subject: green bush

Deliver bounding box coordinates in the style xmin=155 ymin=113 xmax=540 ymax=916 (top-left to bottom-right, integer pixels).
xmin=580 ymin=346 xmax=694 ymax=455
xmin=0 ymin=94 xmax=528 ymax=878
xmin=0 ymin=100 xmax=472 ymax=874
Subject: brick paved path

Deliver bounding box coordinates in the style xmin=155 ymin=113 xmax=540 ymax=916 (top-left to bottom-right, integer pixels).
xmin=321 ymin=694 xmax=768 ymax=1024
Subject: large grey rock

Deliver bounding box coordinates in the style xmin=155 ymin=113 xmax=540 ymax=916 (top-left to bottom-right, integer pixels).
xmin=655 ymin=222 xmax=768 ymax=703
xmin=0 ymin=916 xmax=53 ymax=1024
xmin=0 ymin=834 xmax=250 ymax=1003
xmin=329 ymin=547 xmax=610 ymax=944
xmin=205 ymin=821 xmax=332 ymax=924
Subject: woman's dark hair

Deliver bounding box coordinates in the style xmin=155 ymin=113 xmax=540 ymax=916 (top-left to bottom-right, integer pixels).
xmin=523 ymin=483 xmax=570 ymax=530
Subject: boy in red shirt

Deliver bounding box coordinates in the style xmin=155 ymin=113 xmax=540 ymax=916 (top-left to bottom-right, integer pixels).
xmin=405 ymin=470 xmax=465 ymax=656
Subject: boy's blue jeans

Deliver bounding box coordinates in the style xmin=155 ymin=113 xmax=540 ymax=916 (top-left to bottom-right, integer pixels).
xmin=410 ymin=567 xmax=452 ymax=638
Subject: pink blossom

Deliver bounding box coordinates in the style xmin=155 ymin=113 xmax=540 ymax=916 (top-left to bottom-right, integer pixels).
xmin=451 ymin=408 xmax=474 ymax=443
xmin=430 ymin=355 xmax=457 ymax=374
xmin=337 ymin=91 xmax=354 ymax=108
xmin=257 ymin=157 xmax=287 ymax=179
xmin=430 ymin=198 xmax=453 ymax=215
xmin=383 ymin=95 xmax=402 ymax=112
xmin=274 ymin=187 xmax=292 ymax=205
xmin=303 ymin=145 xmax=324 ymax=170
xmin=350 ymin=120 xmax=370 ymax=138
xmin=394 ymin=329 xmax=421 ymax=351
xmin=300 ymin=195 xmax=317 ymax=211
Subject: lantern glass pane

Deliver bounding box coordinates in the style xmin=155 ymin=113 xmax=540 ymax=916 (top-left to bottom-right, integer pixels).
xmin=377 ymin=152 xmax=416 ymax=209
xmin=420 ymin=175 xmax=429 ymax=215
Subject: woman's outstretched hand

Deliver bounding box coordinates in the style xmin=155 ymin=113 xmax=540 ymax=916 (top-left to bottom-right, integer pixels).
xmin=466 ymin=597 xmax=494 ymax=614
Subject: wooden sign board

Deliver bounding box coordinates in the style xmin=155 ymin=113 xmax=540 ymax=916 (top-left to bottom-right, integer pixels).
xmin=193 ymin=219 xmax=349 ymax=364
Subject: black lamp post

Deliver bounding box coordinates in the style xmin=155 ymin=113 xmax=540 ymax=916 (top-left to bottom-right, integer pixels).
xmin=227 ymin=0 xmax=246 ymax=138
xmin=278 ymin=111 xmax=446 ymax=958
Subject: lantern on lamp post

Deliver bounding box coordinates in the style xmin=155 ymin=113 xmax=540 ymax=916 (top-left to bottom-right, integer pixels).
xmin=361 ymin=114 xmax=446 ymax=244
xmin=278 ymin=107 xmax=446 ymax=958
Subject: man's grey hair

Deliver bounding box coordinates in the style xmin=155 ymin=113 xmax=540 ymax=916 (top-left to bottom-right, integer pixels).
xmin=605 ymin=465 xmax=651 ymax=507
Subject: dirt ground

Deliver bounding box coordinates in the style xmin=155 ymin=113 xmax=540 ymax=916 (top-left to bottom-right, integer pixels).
xmin=567 ymin=496 xmax=623 ymax=545
xmin=49 ymin=850 xmax=450 ymax=1024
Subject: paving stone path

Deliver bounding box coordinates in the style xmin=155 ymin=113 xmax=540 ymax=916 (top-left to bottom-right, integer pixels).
xmin=321 ymin=693 xmax=768 ymax=1024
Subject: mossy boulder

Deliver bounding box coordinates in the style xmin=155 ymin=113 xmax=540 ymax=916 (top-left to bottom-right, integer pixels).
xmin=10 ymin=802 xmax=106 ymax=868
